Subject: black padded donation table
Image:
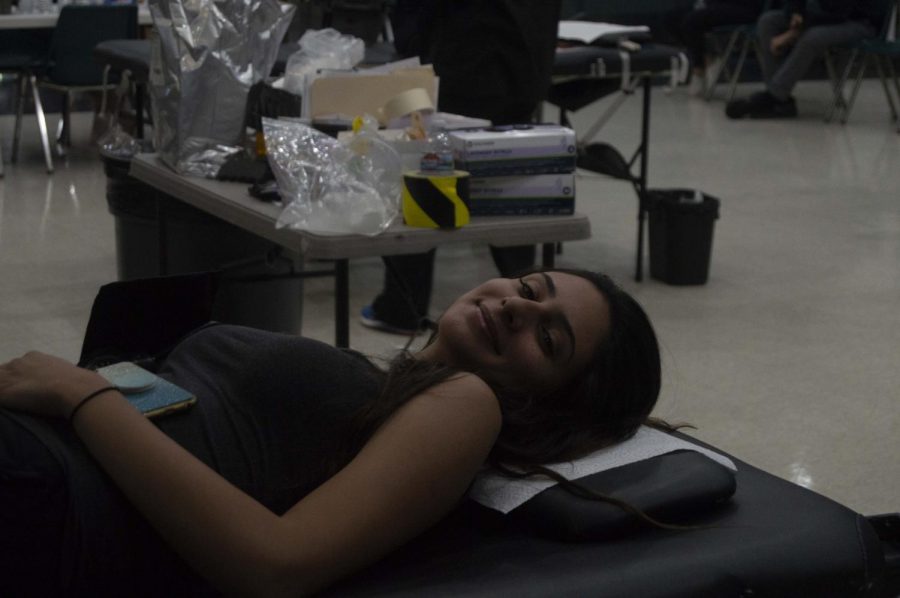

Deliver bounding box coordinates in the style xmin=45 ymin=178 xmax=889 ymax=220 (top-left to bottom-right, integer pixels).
xmin=127 ymin=154 xmax=591 ymax=348
xmin=322 ymin=434 xmax=897 ymax=597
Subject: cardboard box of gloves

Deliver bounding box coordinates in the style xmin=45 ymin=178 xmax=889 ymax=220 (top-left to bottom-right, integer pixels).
xmin=449 ymin=125 xmax=577 ymax=216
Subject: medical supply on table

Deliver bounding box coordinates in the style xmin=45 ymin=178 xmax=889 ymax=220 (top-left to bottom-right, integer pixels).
xmin=449 ymin=125 xmax=577 ymax=176
xmin=468 ymin=173 xmax=575 ymax=216
xmin=401 ymin=170 xmax=471 ymax=229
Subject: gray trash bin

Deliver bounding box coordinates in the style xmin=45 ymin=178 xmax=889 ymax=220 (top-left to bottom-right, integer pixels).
xmin=102 ymin=151 xmax=304 ymax=333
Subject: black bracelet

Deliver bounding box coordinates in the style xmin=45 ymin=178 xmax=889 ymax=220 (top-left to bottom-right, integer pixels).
xmin=68 ymin=386 xmax=118 ymax=423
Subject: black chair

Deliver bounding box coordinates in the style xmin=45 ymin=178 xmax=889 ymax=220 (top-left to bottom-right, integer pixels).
xmin=827 ymin=0 xmax=900 ymax=130
xmin=11 ymin=5 xmax=138 ymax=173
xmin=703 ymin=0 xmax=774 ymax=102
xmin=0 ymin=30 xmax=52 ymax=174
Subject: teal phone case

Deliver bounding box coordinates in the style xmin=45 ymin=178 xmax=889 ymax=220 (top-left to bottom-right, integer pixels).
xmin=96 ymin=362 xmax=196 ymax=418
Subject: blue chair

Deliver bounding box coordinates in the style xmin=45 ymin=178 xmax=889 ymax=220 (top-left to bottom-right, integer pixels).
xmin=828 ymin=0 xmax=900 ymax=130
xmin=11 ymin=5 xmax=138 ymax=173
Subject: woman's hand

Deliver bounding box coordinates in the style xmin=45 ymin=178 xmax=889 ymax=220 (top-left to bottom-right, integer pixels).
xmin=0 ymin=351 xmax=111 ymax=418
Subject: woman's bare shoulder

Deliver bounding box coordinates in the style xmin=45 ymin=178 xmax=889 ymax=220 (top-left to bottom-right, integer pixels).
xmin=419 ymin=371 xmax=501 ymax=427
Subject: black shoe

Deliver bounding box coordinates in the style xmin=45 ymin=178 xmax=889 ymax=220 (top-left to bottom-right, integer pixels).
xmin=748 ymin=94 xmax=797 ymax=119
xmin=727 ymin=91 xmax=797 ymax=119
xmin=725 ymin=97 xmax=751 ymax=119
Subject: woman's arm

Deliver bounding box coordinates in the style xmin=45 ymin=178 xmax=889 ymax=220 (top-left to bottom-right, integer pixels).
xmin=0 ymin=352 xmax=501 ymax=597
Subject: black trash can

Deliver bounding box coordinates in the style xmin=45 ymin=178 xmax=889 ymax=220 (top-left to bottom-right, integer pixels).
xmin=102 ymin=151 xmax=304 ymax=333
xmin=647 ymin=189 xmax=720 ymax=286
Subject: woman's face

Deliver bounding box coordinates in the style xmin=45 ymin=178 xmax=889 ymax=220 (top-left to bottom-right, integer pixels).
xmin=420 ymin=272 xmax=609 ymax=396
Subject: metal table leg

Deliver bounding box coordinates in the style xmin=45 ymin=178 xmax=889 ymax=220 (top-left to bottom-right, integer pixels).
xmin=635 ymin=76 xmax=652 ymax=282
xmin=334 ymin=259 xmax=349 ymax=348
xmin=542 ymin=242 xmax=556 ymax=268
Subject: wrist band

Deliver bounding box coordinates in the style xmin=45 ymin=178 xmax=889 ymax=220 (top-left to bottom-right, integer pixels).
xmin=69 ymin=386 xmax=118 ymax=423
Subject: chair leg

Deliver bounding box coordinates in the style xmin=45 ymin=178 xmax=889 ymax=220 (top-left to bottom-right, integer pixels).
xmin=30 ymin=75 xmax=54 ymax=173
xmin=826 ymin=49 xmax=857 ymax=123
xmin=56 ymin=90 xmax=72 ymax=155
xmin=874 ymin=56 xmax=899 ymax=122
xmin=842 ymin=54 xmax=870 ymax=125
xmin=11 ymin=73 xmax=28 ymax=163
xmin=704 ymin=30 xmax=740 ymax=101
xmin=726 ymin=35 xmax=752 ymax=103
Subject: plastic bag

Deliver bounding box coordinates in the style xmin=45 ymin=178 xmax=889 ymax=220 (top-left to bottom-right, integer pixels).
xmin=263 ymin=116 xmax=401 ymax=235
xmin=96 ymin=70 xmax=143 ymax=160
xmin=149 ymin=0 xmax=295 ymax=177
xmin=282 ymin=28 xmax=366 ymax=95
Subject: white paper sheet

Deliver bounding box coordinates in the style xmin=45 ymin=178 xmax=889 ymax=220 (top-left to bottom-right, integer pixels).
xmin=558 ymin=20 xmax=651 ymax=44
xmin=468 ymin=426 xmax=737 ymax=514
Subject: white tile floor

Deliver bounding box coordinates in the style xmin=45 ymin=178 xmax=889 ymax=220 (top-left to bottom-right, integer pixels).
xmin=1 ymin=78 xmax=898 ymax=515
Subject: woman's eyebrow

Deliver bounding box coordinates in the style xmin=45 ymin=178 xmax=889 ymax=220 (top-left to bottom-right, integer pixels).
xmin=538 ymin=273 xmax=576 ymax=362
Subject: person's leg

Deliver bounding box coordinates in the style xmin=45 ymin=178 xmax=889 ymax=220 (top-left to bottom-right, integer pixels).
xmin=726 ymin=9 xmax=793 ymax=118
xmin=489 ymin=245 xmax=537 ymax=278
xmin=756 ymin=9 xmax=791 ymax=86
xmin=366 ymin=250 xmax=436 ymax=332
xmin=680 ymin=8 xmax=712 ymax=69
xmin=0 ymin=411 xmax=67 ymax=596
xmin=767 ymin=20 xmax=876 ymax=101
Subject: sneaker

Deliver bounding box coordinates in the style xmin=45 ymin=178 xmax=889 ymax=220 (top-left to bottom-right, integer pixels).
xmin=360 ymin=305 xmax=421 ymax=336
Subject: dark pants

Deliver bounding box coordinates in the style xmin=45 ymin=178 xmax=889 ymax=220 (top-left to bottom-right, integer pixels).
xmin=0 ymin=412 xmax=68 ymax=596
xmin=0 ymin=409 xmax=218 ymax=596
xmin=677 ymin=1 xmax=763 ymax=68
xmin=756 ymin=10 xmax=875 ymax=100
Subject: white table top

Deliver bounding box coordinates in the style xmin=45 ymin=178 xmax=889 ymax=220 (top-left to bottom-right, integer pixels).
xmin=0 ymin=7 xmax=152 ymax=29
xmin=128 ymin=153 xmax=592 ymax=261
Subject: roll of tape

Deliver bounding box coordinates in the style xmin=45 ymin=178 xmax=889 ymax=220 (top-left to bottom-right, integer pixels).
xmin=402 ymin=170 xmax=471 ymax=229
xmin=381 ymin=88 xmax=435 ymax=124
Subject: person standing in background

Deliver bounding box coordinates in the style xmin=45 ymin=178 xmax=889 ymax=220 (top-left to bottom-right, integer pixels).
xmin=362 ymin=0 xmax=563 ymax=334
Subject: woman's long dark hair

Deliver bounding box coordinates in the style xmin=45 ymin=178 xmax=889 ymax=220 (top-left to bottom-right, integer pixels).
xmin=337 ymin=269 xmax=680 ymax=528
xmin=486 ymin=269 xmax=663 ymax=467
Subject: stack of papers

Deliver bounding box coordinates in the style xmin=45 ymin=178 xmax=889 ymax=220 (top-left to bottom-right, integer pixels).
xmin=558 ymin=20 xmax=651 ymax=45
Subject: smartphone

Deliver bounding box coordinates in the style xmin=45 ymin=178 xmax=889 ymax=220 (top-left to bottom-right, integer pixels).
xmin=96 ymin=362 xmax=197 ymax=419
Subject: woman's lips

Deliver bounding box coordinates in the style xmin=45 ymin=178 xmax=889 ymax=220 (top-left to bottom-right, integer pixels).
xmin=478 ymin=302 xmax=501 ymax=355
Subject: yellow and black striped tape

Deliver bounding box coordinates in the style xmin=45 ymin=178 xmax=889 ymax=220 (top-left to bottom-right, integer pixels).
xmin=401 ymin=170 xmax=471 ymax=229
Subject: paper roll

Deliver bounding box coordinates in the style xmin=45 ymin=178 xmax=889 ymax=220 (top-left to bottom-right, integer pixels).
xmin=380 ymin=88 xmax=435 ymax=124
xmin=402 ymin=170 xmax=471 ymax=229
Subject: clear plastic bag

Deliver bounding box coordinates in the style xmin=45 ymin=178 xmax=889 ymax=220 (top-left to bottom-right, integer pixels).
xmin=149 ymin=0 xmax=295 ymax=177
xmin=96 ymin=71 xmax=142 ymax=160
xmin=263 ymin=117 xmax=401 ymax=235
xmin=282 ymin=28 xmax=366 ymax=95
